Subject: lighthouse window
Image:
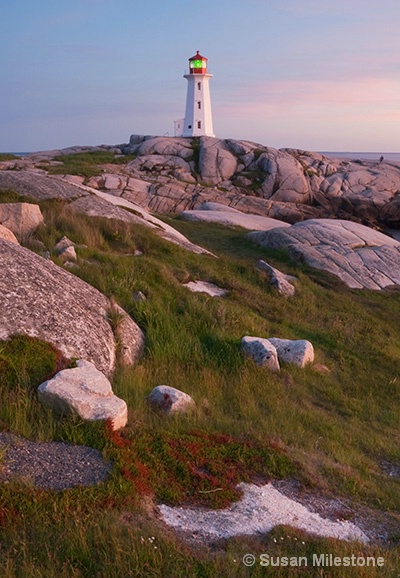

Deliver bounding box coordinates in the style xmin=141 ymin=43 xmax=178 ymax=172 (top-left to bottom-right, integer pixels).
xmin=197 ymin=82 xmax=201 ymax=90
xmin=188 ymin=125 xmax=192 ymax=129
xmin=197 ymin=121 xmax=201 ymax=129
xmin=197 ymin=101 xmax=201 ymax=109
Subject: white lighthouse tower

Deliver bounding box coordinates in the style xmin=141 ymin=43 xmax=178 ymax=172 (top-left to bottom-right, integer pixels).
xmin=174 ymin=51 xmax=215 ymax=138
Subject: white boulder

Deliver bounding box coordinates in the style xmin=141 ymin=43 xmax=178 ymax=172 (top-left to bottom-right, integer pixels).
xmin=146 ymin=385 xmax=196 ymax=414
xmin=241 ymin=336 xmax=280 ymax=372
xmin=37 ymin=360 xmax=127 ymax=430
xmin=268 ymin=338 xmax=314 ymax=368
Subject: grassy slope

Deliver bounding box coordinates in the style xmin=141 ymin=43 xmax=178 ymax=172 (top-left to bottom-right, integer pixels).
xmin=0 ymin=193 xmax=399 ymax=576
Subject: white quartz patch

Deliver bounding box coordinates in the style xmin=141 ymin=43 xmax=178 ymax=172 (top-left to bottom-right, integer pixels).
xmin=159 ymin=482 xmax=368 ymax=543
xmin=182 ymin=280 xmax=228 ymax=297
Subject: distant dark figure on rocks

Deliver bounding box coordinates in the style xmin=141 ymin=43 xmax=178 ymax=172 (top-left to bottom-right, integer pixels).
xmin=380 ymin=155 xmax=384 ymax=163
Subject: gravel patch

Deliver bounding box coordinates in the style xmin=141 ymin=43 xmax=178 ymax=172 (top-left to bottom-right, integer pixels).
xmin=159 ymin=482 xmax=369 ymax=543
xmin=0 ymin=433 xmax=111 ymax=491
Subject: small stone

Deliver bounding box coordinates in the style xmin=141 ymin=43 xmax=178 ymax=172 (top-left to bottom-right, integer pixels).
xmin=59 ymin=245 xmax=77 ymax=262
xmin=257 ymin=259 xmax=296 ymax=297
xmin=146 ymin=385 xmax=196 ymax=414
xmin=55 ymin=235 xmax=75 ymax=254
xmin=268 ymin=338 xmax=314 ymax=368
xmin=241 ymin=336 xmax=280 ymax=372
xmin=312 ymin=364 xmax=331 ymax=374
xmin=133 ymin=290 xmax=146 ymax=302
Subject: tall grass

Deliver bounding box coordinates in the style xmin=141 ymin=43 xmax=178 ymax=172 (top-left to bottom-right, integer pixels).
xmin=0 ymin=200 xmax=399 ymax=576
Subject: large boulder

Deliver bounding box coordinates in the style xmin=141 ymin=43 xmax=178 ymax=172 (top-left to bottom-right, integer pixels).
xmin=249 ymin=219 xmax=400 ymax=290
xmin=198 ymin=137 xmax=238 ymax=185
xmin=38 ymin=360 xmax=127 ymax=430
xmin=0 ymin=203 xmax=44 ymax=239
xmin=259 ymin=151 xmax=309 ymax=203
xmin=0 ymin=238 xmax=143 ymax=375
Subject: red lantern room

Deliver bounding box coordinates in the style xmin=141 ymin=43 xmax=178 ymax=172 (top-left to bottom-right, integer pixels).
xmin=188 ymin=50 xmax=208 ymax=74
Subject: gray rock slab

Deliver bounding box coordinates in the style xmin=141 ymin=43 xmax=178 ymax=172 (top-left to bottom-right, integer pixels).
xmin=181 ymin=207 xmax=289 ymax=231
xmin=70 ymin=189 xmax=212 ymax=255
xmin=38 ymin=360 xmax=127 ymax=430
xmin=249 ymin=219 xmax=400 ymax=290
xmin=0 ymin=171 xmax=88 ymax=201
xmin=0 ymin=238 xmax=116 ymax=375
xmin=131 ymin=136 xmax=194 ymax=159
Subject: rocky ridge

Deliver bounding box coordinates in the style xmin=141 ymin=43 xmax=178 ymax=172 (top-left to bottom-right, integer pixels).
xmin=2 ymin=136 xmax=399 ymax=232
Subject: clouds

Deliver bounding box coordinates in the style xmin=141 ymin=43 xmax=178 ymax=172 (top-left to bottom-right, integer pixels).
xmin=214 ymin=73 xmax=399 ymax=150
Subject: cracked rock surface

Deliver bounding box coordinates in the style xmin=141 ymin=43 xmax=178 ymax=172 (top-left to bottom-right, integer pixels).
xmin=249 ymin=219 xmax=400 ymax=290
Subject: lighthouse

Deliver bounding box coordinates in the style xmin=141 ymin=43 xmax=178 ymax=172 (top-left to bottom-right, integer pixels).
xmin=174 ymin=51 xmax=215 ymax=138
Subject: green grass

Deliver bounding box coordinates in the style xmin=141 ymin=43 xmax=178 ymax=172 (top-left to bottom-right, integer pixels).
xmin=39 ymin=150 xmax=137 ymax=178
xmin=0 ymin=202 xmax=399 ymax=576
xmin=0 ymin=154 xmax=19 ymax=162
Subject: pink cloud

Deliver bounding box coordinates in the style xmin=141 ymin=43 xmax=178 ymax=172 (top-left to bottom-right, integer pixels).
xmin=217 ymin=76 xmax=400 ymax=123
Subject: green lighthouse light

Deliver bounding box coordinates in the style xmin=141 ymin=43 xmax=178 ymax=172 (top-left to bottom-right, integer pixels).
xmin=191 ymin=59 xmax=203 ymax=68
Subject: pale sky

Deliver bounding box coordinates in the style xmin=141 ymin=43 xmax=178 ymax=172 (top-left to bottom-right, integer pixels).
xmin=1 ymin=0 xmax=399 ymax=152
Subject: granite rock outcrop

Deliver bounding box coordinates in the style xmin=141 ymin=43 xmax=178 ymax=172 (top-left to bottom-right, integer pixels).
xmin=249 ymin=219 xmax=400 ymax=290
xmin=0 ymin=238 xmax=144 ymax=375
xmin=2 ymin=137 xmax=399 ymax=233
